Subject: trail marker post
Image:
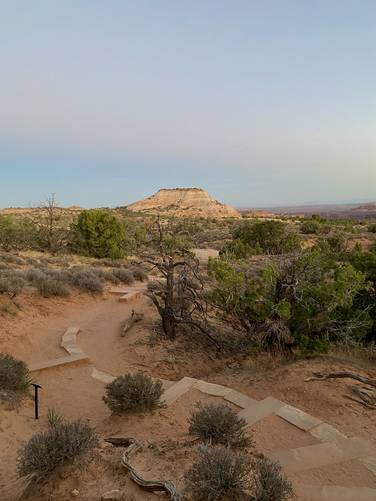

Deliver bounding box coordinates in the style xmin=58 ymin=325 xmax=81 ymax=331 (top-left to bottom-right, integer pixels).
xmin=31 ymin=383 xmax=42 ymax=419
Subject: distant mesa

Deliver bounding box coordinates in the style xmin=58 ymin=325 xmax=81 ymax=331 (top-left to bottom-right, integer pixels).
xmin=126 ymin=187 xmax=240 ymax=218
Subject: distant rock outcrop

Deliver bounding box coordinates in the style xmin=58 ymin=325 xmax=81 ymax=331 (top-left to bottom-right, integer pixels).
xmin=126 ymin=188 xmax=240 ymax=218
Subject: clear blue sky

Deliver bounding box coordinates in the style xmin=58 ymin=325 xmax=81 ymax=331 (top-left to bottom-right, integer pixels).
xmin=1 ymin=1 xmax=375 ymax=208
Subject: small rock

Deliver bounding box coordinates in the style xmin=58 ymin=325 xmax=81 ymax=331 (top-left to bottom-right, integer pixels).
xmin=101 ymin=490 xmax=123 ymax=500
xmin=71 ymin=489 xmax=80 ymax=497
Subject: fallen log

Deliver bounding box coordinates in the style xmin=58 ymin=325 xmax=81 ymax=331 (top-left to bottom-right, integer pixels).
xmin=105 ymin=437 xmax=181 ymax=500
xmin=306 ymin=371 xmax=376 ymax=409
xmin=120 ymin=310 xmax=144 ymax=337
xmin=305 ymin=371 xmax=376 ymax=388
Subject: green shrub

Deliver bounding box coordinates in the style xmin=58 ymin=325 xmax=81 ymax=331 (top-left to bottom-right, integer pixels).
xmin=17 ymin=420 xmax=98 ymax=477
xmin=103 ymin=372 xmax=163 ymax=414
xmin=71 ymin=209 xmax=126 ymax=259
xmin=252 ymin=454 xmax=293 ymax=501
xmin=368 ymin=223 xmax=376 ymax=233
xmin=0 ymin=353 xmax=30 ymax=401
xmin=188 ymin=403 xmax=251 ymax=448
xmin=185 ymin=445 xmax=252 ymax=500
xmin=232 ymin=220 xmax=301 ymax=255
xmin=300 ymin=219 xmax=320 ymax=234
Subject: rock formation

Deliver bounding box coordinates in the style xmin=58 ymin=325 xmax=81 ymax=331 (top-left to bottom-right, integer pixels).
xmin=126 ymin=188 xmax=240 ymax=218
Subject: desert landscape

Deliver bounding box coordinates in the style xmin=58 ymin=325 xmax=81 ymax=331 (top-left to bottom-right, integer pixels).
xmin=2 ymin=3 xmax=376 ymax=500
xmin=0 ymin=188 xmax=376 ymax=501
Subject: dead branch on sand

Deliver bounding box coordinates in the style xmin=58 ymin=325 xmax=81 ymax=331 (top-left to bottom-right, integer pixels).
xmin=306 ymin=371 xmax=376 ymax=409
xmin=105 ymin=437 xmax=181 ymax=500
xmin=120 ymin=310 xmax=144 ymax=337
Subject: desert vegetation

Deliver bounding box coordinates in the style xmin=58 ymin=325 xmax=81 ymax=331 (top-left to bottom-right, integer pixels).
xmin=1 ymin=201 xmax=376 ymax=500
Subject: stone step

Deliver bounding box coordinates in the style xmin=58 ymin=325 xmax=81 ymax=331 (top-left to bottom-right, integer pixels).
xmin=61 ymin=326 xmax=81 ymax=355
xmin=162 ymin=377 xmax=197 ymax=405
xmin=360 ymin=456 xmax=376 ymax=477
xmin=119 ymin=292 xmax=142 ymax=303
xmin=296 ymin=485 xmax=376 ymax=501
xmin=194 ymin=380 xmax=232 ymax=397
xmin=270 ymin=437 xmax=375 ymax=473
xmin=238 ymin=397 xmax=285 ymax=426
xmin=309 ymin=423 xmax=347 ymax=443
xmin=29 ymin=353 xmax=89 ymax=372
xmin=224 ymin=389 xmax=257 ymax=409
xmin=276 ymin=404 xmax=322 ymax=431
xmin=91 ymin=367 xmax=116 ymax=384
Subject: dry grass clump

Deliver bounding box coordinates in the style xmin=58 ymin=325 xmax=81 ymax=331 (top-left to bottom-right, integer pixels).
xmin=112 ymin=268 xmax=134 ymax=284
xmin=251 ymin=454 xmax=293 ymax=501
xmin=67 ymin=267 xmax=104 ymax=293
xmin=0 ymin=353 xmax=30 ymax=403
xmin=185 ymin=446 xmax=293 ymax=501
xmin=0 ymin=272 xmax=26 ymax=295
xmin=131 ymin=266 xmax=148 ymax=281
xmin=188 ymin=403 xmax=252 ymax=448
xmin=17 ymin=419 xmax=98 ymax=477
xmin=185 ymin=445 xmax=252 ymax=500
xmin=103 ymin=372 xmax=163 ymax=414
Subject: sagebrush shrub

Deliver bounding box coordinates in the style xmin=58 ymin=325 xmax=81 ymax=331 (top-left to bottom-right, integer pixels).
xmin=185 ymin=445 xmax=252 ymax=500
xmin=252 ymin=454 xmax=293 ymax=501
xmin=17 ymin=420 xmax=98 ymax=477
xmin=132 ymin=267 xmax=148 ymax=282
xmin=36 ymin=277 xmax=70 ymax=297
xmin=188 ymin=403 xmax=251 ymax=448
xmin=0 ymin=353 xmax=30 ymax=401
xmin=103 ymin=372 xmax=163 ymax=413
xmin=68 ymin=268 xmax=104 ymax=293
xmin=112 ymin=268 xmax=134 ymax=284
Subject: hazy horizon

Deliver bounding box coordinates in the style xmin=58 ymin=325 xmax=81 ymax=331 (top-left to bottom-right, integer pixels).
xmin=1 ymin=1 xmax=375 ymax=208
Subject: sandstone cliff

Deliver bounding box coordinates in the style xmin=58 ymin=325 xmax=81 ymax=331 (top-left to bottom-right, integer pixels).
xmin=126 ymin=188 xmax=240 ymax=218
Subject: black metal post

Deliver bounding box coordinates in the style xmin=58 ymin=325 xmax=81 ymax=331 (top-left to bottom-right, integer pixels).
xmin=31 ymin=383 xmax=42 ymax=419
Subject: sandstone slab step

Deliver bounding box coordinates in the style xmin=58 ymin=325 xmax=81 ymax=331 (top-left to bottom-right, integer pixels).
xmin=162 ymin=377 xmax=197 ymax=405
xmin=270 ymin=437 xmax=375 ymax=473
xmin=29 ymin=353 xmax=89 ymax=372
xmin=276 ymin=404 xmax=322 ymax=431
xmin=119 ymin=292 xmax=142 ymax=303
xmin=296 ymin=485 xmax=376 ymax=501
xmin=360 ymin=455 xmax=376 ymax=477
xmin=224 ymin=389 xmax=257 ymax=409
xmin=194 ymin=380 xmax=232 ymax=397
xmin=238 ymin=397 xmax=285 ymax=426
xmin=91 ymin=367 xmax=116 ymax=384
xmin=309 ymin=423 xmax=347 ymax=443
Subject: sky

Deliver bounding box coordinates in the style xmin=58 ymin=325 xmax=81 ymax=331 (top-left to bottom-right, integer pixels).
xmin=0 ymin=1 xmax=375 ymax=208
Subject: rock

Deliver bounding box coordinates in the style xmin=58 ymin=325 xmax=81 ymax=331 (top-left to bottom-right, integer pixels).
xmin=71 ymin=489 xmax=80 ymax=497
xmin=101 ymin=489 xmax=123 ymax=500
xmin=126 ymin=187 xmax=240 ymax=218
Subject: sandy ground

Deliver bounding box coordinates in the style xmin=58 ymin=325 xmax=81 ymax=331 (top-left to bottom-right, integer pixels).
xmin=1 ymin=289 xmax=376 ymax=499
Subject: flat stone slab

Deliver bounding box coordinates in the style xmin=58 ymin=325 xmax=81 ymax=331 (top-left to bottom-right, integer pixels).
xmin=309 ymin=423 xmax=347 ymax=443
xmin=29 ymin=353 xmax=89 ymax=372
xmin=238 ymin=397 xmax=285 ymax=426
xmin=270 ymin=437 xmax=375 ymax=473
xmin=119 ymin=292 xmax=142 ymax=303
xmin=360 ymin=455 xmax=376 ymax=477
xmin=108 ymin=287 xmax=131 ymax=295
xmin=162 ymin=377 xmax=197 ymax=405
xmin=296 ymin=485 xmax=376 ymax=501
xmin=194 ymin=380 xmax=232 ymax=397
xmin=91 ymin=367 xmax=116 ymax=384
xmin=61 ymin=326 xmax=81 ymax=354
xmin=276 ymin=404 xmax=322 ymax=431
xmin=224 ymin=389 xmax=257 ymax=409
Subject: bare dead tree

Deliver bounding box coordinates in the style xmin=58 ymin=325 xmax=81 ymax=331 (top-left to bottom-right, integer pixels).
xmin=141 ymin=218 xmax=220 ymax=348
